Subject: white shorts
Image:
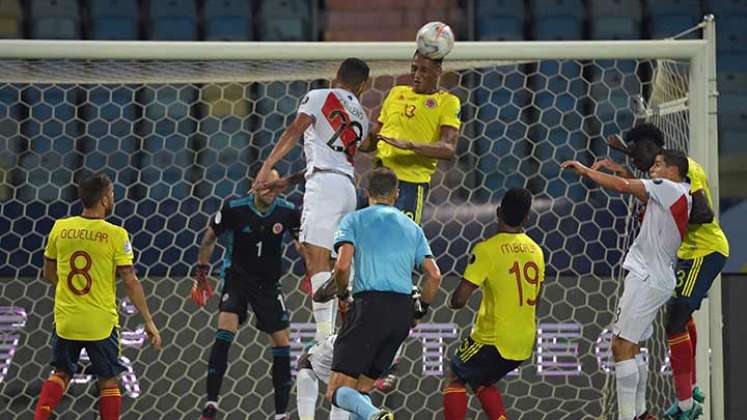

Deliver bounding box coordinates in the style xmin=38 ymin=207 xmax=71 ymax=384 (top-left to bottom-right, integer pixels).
xmin=300 ymin=171 xmax=356 ymax=252
xmin=613 ymin=272 xmax=673 ymax=343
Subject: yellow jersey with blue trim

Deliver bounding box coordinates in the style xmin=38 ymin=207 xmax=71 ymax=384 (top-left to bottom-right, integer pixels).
xmin=376 ymin=85 xmax=461 ymax=183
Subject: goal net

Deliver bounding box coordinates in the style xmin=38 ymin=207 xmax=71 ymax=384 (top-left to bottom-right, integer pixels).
xmin=0 ymin=40 xmax=705 ymax=419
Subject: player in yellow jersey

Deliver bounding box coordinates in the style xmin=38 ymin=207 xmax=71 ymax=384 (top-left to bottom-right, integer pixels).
xmin=593 ymin=123 xmax=729 ymax=419
xmin=442 ymin=188 xmax=545 ymax=420
xmin=358 ymin=51 xmax=461 ymax=225
xmin=34 ymin=174 xmax=161 ymax=420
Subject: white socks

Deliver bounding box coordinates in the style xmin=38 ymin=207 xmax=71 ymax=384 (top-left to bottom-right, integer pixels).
xmin=634 ymin=353 xmax=648 ymax=417
xmin=296 ymin=368 xmax=318 ymax=420
xmin=678 ymin=398 xmax=694 ymax=411
xmin=615 ymin=359 xmax=639 ymax=420
xmin=310 ymin=272 xmax=336 ymax=341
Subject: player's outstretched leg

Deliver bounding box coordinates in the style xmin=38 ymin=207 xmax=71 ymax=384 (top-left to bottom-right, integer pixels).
xmin=296 ymin=367 xmax=319 ymax=420
xmin=634 ymin=353 xmax=649 ymax=419
xmin=686 ymin=317 xmax=706 ymax=403
xmin=333 ymin=386 xmax=389 ymax=420
xmin=665 ymin=300 xmax=697 ymax=418
xmin=202 ymin=321 xmax=237 ymax=419
xmin=612 ymin=337 xmax=640 ymax=420
xmin=442 ymin=382 xmax=468 ymax=420
xmin=271 ymin=344 xmax=292 ymax=419
xmin=98 ymin=378 xmax=122 ymax=420
xmin=34 ymin=371 xmax=69 ymax=420
xmin=475 ymin=385 xmax=507 ymax=419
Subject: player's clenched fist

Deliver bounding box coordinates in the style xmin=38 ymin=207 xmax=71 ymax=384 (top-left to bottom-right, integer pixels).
xmin=191 ymin=264 xmax=214 ymax=306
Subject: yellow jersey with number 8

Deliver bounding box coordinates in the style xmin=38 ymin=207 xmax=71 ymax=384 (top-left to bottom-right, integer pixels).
xmin=463 ymin=232 xmax=545 ymax=360
xmin=44 ymin=216 xmax=134 ymax=341
xmin=376 ymin=85 xmax=461 ymax=183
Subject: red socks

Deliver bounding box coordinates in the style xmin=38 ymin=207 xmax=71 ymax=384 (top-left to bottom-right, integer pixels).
xmin=99 ymin=385 xmax=122 ymax=420
xmin=443 ymin=384 xmax=468 ymax=420
xmin=34 ymin=374 xmax=66 ymax=420
xmin=476 ymin=385 xmax=508 ymax=419
xmin=668 ymin=332 xmax=694 ymax=401
xmin=687 ymin=317 xmax=698 ymax=386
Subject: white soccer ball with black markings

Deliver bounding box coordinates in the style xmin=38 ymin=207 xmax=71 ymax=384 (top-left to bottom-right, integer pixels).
xmin=416 ymin=21 xmax=454 ymax=60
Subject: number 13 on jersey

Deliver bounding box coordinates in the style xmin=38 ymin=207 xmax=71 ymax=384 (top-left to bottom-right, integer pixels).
xmin=510 ymin=261 xmax=540 ymax=306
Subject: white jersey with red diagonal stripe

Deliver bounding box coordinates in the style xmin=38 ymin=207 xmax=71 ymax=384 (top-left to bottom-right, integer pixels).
xmin=297 ymin=88 xmax=369 ymax=178
xmin=623 ymin=178 xmax=692 ymax=292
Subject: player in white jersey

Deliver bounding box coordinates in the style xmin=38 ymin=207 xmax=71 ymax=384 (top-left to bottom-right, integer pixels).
xmin=562 ymin=149 xmax=691 ymax=420
xmin=252 ymin=58 xmax=370 ymax=342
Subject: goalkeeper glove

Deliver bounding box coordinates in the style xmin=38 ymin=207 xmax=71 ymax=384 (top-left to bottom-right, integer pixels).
xmin=190 ymin=264 xmax=214 ymax=306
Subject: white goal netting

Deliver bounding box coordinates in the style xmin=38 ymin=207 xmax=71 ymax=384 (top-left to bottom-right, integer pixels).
xmin=0 ymin=53 xmax=692 ymax=419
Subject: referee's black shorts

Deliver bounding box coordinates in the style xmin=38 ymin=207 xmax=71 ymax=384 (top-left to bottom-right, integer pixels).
xmin=332 ymin=291 xmax=413 ymax=379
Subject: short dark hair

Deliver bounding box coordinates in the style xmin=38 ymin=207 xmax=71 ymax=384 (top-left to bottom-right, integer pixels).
xmin=658 ymin=149 xmax=689 ymax=178
xmin=337 ymin=58 xmax=370 ymax=88
xmin=368 ymin=167 xmax=398 ymax=198
xmin=499 ymin=188 xmax=533 ymax=227
xmin=78 ymin=173 xmax=112 ymax=209
xmin=413 ymin=50 xmax=443 ymax=65
xmin=625 ymin=123 xmax=665 ymax=148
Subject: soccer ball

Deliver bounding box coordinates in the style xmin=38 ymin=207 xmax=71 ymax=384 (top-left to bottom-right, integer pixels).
xmin=416 ymin=21 xmax=454 ymax=60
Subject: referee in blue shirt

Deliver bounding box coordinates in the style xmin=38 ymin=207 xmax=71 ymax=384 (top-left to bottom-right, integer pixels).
xmin=324 ymin=167 xmax=442 ymax=420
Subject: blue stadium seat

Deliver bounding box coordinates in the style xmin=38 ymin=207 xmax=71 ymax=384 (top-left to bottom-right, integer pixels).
xmin=476 ymin=0 xmax=526 ymax=19
xmin=589 ymin=0 xmax=642 ymax=21
xmin=204 ymin=0 xmax=252 ymax=41
xmin=258 ymin=0 xmax=311 ymax=40
xmin=0 ymin=0 xmax=22 ymax=39
xmin=531 ymin=0 xmax=585 ymax=19
xmin=718 ymin=53 xmax=747 ymax=93
xmin=534 ymin=16 xmax=583 ymax=40
xmin=477 ymin=16 xmax=524 ymax=40
xmin=706 ymin=0 xmax=747 ymax=14
xmin=30 ymin=0 xmax=81 ymax=39
xmin=647 ymin=0 xmax=701 ymax=17
xmin=717 ymin=15 xmax=747 ymax=52
xmin=89 ymin=0 xmax=139 ymax=40
xmin=148 ymin=0 xmax=197 ymax=40
xmin=719 ymin=94 xmax=747 ymax=153
xmin=650 ymin=15 xmax=699 ymax=39
xmin=590 ymin=17 xmax=641 ymax=40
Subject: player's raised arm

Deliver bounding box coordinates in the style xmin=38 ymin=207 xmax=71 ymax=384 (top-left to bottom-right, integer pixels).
xmin=252 ymin=112 xmax=314 ymax=192
xmin=561 ymin=160 xmax=648 ymax=202
xmin=117 ymin=265 xmax=161 ymax=350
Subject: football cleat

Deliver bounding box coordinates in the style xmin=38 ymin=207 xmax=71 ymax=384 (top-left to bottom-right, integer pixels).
xmin=370 ymin=410 xmax=394 ymax=420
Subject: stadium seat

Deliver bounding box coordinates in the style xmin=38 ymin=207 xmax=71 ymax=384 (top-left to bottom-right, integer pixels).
xmin=650 ymin=15 xmax=699 ymax=39
xmin=258 ymin=0 xmax=312 ymax=40
xmin=590 ymin=16 xmax=641 ymax=40
xmin=534 ymin=16 xmax=583 ymax=40
xmin=718 ymin=53 xmax=747 ymax=94
xmin=590 ymin=0 xmax=642 ymax=21
xmin=89 ymin=0 xmax=139 ymax=40
xmin=30 ymin=0 xmax=81 ymax=39
xmin=203 ymin=0 xmax=253 ymax=41
xmin=717 ymin=15 xmax=747 ymax=52
xmin=0 ymin=0 xmax=22 ymax=39
xmin=719 ymin=94 xmax=747 ymax=153
xmin=647 ymin=0 xmax=702 ymax=17
xmin=706 ymin=0 xmax=747 ymax=15
xmin=531 ymin=0 xmax=585 ymax=19
xmin=477 ymin=16 xmax=524 ymax=40
xmin=148 ymin=0 xmax=197 ymax=40
xmin=476 ymin=0 xmax=526 ymax=18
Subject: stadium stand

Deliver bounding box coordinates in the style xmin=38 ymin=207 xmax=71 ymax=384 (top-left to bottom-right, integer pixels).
xmin=0 ymin=0 xmax=22 ymax=39
xmin=148 ymin=0 xmax=197 ymax=40
xmin=89 ymin=0 xmax=140 ymax=40
xmin=203 ymin=0 xmax=253 ymax=41
xmin=30 ymin=0 xmax=81 ymax=39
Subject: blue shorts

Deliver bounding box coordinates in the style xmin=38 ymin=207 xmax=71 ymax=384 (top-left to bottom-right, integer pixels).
xmin=449 ymin=335 xmax=524 ymax=391
xmin=356 ymin=179 xmax=429 ymax=225
xmin=51 ymin=327 xmax=126 ymax=379
xmin=673 ymin=252 xmax=727 ymax=310
xmin=395 ymin=180 xmax=429 ymax=225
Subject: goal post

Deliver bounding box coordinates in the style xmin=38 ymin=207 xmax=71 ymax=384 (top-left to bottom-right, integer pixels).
xmin=0 ymin=18 xmax=720 ymax=420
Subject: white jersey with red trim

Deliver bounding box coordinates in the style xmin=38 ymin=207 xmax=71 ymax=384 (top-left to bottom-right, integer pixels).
xmin=623 ymin=178 xmax=691 ymax=292
xmin=297 ymin=88 xmax=369 ymax=179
